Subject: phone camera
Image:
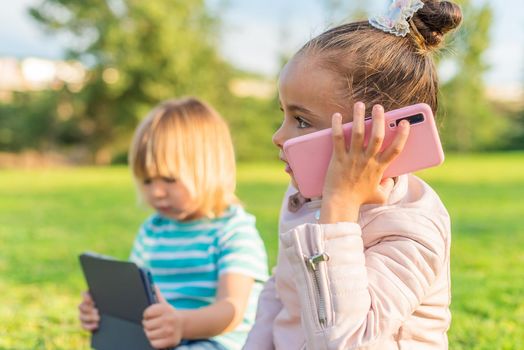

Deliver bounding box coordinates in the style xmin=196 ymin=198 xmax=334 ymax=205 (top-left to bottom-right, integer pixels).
xmin=395 ymin=113 xmax=425 ymax=126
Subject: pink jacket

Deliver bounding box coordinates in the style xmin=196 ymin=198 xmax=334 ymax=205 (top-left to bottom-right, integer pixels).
xmin=244 ymin=175 xmax=451 ymax=350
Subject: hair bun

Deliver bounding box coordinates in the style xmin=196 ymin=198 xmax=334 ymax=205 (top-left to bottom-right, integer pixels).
xmin=412 ymin=0 xmax=463 ymax=49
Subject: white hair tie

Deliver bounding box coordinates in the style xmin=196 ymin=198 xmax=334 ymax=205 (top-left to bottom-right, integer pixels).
xmin=369 ymin=0 xmax=425 ymax=37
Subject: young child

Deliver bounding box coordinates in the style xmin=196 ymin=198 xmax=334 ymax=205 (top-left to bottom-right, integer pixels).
xmin=78 ymin=97 xmax=268 ymax=350
xmin=244 ymin=1 xmax=461 ymax=349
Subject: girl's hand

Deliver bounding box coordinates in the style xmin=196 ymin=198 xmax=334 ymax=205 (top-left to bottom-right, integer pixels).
xmin=143 ymin=287 xmax=184 ymax=349
xmin=319 ymin=102 xmax=410 ymax=224
xmin=78 ymin=291 xmax=100 ymax=331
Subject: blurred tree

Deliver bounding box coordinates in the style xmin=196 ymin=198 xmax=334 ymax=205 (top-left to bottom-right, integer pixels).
xmin=508 ymin=48 xmax=524 ymax=150
xmin=0 ymin=92 xmax=59 ymax=152
xmin=30 ymin=0 xmax=234 ymax=163
xmin=439 ymin=0 xmax=509 ymax=151
xmin=17 ymin=0 xmax=517 ymax=163
xmin=503 ymin=110 xmax=524 ymax=150
xmin=0 ymin=88 xmax=96 ymax=161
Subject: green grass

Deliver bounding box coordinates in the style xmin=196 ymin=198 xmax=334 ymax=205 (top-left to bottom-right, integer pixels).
xmin=1 ymin=153 xmax=523 ymax=349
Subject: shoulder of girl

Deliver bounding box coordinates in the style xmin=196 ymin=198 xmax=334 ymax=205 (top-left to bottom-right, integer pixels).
xmin=232 ymin=205 xmax=257 ymax=225
xmin=217 ymin=206 xmax=257 ymax=232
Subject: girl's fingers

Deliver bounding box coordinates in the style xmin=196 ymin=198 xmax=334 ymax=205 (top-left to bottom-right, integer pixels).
xmin=80 ymin=317 xmax=99 ymax=329
xmin=331 ymin=113 xmax=345 ymax=157
xmin=143 ymin=304 xmax=163 ymax=320
xmin=380 ymin=120 xmax=410 ymax=164
xmin=142 ymin=318 xmax=155 ymax=332
xmin=144 ymin=327 xmax=166 ymax=341
xmin=82 ymin=291 xmax=94 ymax=305
xmin=154 ymin=286 xmax=167 ymax=304
xmin=80 ymin=320 xmax=98 ymax=330
xmin=365 ymin=104 xmax=385 ymax=157
xmin=150 ymin=338 xmax=171 ymax=350
xmin=78 ymin=302 xmax=98 ymax=315
xmin=143 ymin=315 xmax=165 ymax=331
xmin=79 ymin=294 xmax=100 ymax=331
xmin=79 ymin=308 xmax=98 ymax=318
xmin=79 ymin=309 xmax=99 ymax=322
xmin=82 ymin=322 xmax=99 ymax=331
xmin=349 ymin=102 xmax=366 ymax=153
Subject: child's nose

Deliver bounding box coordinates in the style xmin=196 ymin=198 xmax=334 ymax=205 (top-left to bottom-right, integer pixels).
xmin=151 ymin=181 xmax=167 ymax=197
xmin=272 ymin=124 xmax=289 ymax=148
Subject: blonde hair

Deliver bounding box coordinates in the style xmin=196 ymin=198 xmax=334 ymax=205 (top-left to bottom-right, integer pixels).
xmin=129 ymin=97 xmax=238 ymax=218
xmin=298 ymin=0 xmax=462 ymax=115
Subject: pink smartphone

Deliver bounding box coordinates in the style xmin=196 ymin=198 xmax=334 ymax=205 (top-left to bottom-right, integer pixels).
xmin=283 ymin=103 xmax=444 ymax=198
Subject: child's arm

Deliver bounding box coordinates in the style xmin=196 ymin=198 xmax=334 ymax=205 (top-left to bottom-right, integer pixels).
xmin=179 ymin=272 xmax=254 ymax=336
xmin=243 ymin=275 xmax=283 ymax=350
xmin=142 ymin=273 xmax=254 ymax=349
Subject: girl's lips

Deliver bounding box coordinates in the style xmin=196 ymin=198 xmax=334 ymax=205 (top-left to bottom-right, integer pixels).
xmin=280 ymin=155 xmax=293 ymax=174
xmin=156 ymin=206 xmax=171 ymax=213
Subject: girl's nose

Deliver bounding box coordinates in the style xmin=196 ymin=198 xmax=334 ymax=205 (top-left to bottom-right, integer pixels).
xmin=151 ymin=180 xmax=167 ymax=197
xmin=272 ymin=124 xmax=289 ymax=148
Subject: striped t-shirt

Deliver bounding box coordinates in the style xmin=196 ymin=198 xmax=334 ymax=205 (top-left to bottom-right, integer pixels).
xmin=130 ymin=205 xmax=268 ymax=350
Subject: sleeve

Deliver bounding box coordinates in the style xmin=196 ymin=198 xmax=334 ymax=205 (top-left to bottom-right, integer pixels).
xmin=129 ymin=223 xmax=148 ymax=268
xmin=243 ymin=275 xmax=282 ymax=350
xmin=279 ymin=212 xmax=447 ymax=349
xmin=216 ymin=215 xmax=269 ymax=282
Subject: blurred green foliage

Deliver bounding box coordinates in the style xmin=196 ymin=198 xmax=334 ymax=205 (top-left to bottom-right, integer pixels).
xmin=0 ymin=0 xmax=522 ymax=163
xmin=504 ymin=108 xmax=524 ymax=150
xmin=20 ymin=0 xmax=281 ymax=162
xmin=0 ymin=92 xmax=59 ymax=151
xmin=439 ymin=0 xmax=510 ymax=151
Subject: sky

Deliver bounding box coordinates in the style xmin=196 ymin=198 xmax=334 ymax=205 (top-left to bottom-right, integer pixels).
xmin=1 ymin=0 xmax=522 ymax=88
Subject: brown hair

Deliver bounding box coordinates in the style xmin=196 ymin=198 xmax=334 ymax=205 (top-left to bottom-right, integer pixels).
xmin=297 ymin=0 xmax=462 ymax=115
xmin=129 ymin=97 xmax=238 ymax=218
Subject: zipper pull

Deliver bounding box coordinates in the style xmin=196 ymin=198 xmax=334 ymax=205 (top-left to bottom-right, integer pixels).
xmin=306 ymin=252 xmax=330 ymax=271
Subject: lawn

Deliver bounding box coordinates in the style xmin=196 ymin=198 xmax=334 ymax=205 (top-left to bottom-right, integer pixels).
xmin=0 ymin=153 xmax=523 ymax=349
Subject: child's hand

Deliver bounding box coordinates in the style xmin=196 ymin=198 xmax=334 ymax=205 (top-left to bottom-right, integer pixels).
xmin=143 ymin=287 xmax=185 ymax=349
xmin=320 ymin=102 xmax=410 ymax=224
xmin=78 ymin=291 xmax=100 ymax=331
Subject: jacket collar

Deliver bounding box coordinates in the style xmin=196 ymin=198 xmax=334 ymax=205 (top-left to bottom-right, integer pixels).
xmin=286 ymin=175 xmax=409 ymax=213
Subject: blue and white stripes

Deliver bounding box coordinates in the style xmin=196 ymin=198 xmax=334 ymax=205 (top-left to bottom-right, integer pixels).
xmin=130 ymin=205 xmax=268 ymax=350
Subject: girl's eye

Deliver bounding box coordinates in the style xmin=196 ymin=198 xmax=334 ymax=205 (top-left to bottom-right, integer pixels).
xmin=162 ymin=177 xmax=176 ymax=184
xmin=294 ymin=116 xmax=311 ymax=129
xmin=143 ymin=178 xmax=152 ymax=185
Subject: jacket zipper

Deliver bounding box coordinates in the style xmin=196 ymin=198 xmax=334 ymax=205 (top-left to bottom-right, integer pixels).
xmin=305 ymin=252 xmax=330 ymax=328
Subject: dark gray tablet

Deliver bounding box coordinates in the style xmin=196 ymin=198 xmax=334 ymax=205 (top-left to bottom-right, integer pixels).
xmin=79 ymin=252 xmax=157 ymax=350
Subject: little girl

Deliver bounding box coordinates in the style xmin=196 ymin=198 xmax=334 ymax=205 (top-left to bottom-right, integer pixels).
xmin=78 ymin=97 xmax=268 ymax=350
xmin=244 ymin=0 xmax=461 ymax=349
